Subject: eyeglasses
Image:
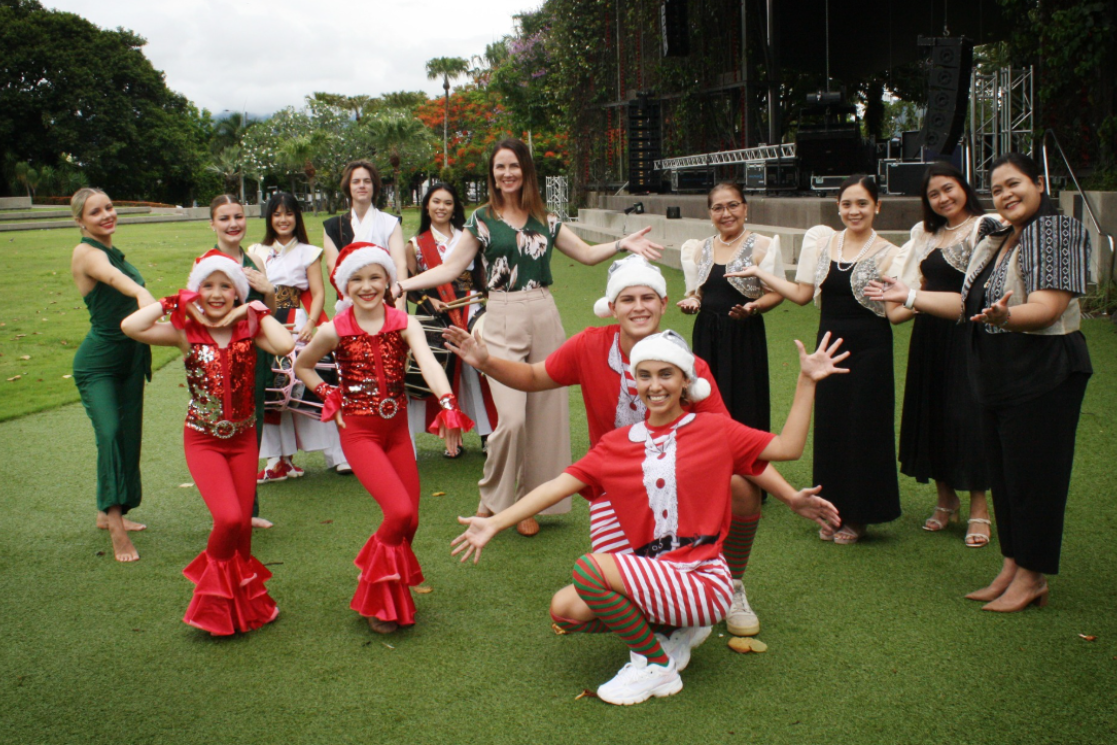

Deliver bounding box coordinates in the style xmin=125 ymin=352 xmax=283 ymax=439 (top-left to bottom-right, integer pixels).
xmin=709 ymin=201 xmax=744 ymax=215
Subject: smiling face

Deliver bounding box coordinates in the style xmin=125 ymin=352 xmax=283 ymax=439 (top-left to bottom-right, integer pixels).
xmin=925 ymin=175 xmax=970 ymax=225
xmin=612 ymin=285 xmax=667 ymax=340
xmin=838 ymin=184 xmax=879 ymax=232
xmin=78 ymin=193 xmax=117 ymax=239
xmin=635 ymin=360 xmax=687 ymax=418
xmin=349 ymin=167 xmax=374 ymax=206
xmin=347 ymin=263 xmax=389 ymax=311
xmin=708 ymin=186 xmax=747 ymax=238
xmin=211 ymin=203 xmax=246 ymax=246
xmin=198 ymin=271 xmax=238 ymax=320
xmin=491 ymin=148 xmax=523 ymax=200
xmin=426 ymin=188 xmax=455 ymax=227
xmin=990 ymin=163 xmax=1044 ymax=227
xmin=270 ymin=204 xmax=296 ymax=241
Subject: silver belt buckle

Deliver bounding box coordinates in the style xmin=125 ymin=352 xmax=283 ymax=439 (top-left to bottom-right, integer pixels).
xmin=377 ymin=398 xmax=399 ymax=419
xmin=213 ymin=420 xmax=237 ymax=439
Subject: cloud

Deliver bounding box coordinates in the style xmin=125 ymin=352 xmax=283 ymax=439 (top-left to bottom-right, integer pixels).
xmin=45 ymin=0 xmax=535 ymax=115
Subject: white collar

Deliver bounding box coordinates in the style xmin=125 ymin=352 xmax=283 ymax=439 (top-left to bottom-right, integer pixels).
xmin=628 ymin=413 xmax=696 ymax=442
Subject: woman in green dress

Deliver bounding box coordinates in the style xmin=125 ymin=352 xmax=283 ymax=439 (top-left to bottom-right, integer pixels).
xmin=70 ymin=188 xmax=156 ymax=562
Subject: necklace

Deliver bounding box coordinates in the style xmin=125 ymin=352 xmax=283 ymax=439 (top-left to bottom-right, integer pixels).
xmin=944 ymin=214 xmax=976 ymax=232
xmin=716 ymin=230 xmax=745 ymax=247
xmin=835 ymin=229 xmax=877 ymax=271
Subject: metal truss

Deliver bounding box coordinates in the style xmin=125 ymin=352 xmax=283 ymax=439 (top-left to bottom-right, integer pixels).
xmin=655 ymin=143 xmax=797 ymax=171
xmin=545 ymin=176 xmax=570 ymax=222
xmin=966 ymin=66 xmax=1034 ymax=192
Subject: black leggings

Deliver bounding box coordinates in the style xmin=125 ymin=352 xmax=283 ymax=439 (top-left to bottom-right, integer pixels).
xmin=980 ymin=372 xmax=1090 ymax=575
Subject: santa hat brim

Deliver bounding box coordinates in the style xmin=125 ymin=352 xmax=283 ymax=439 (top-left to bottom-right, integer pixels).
xmin=334 ymin=246 xmax=397 ymax=300
xmin=628 ymin=335 xmax=709 ymax=402
xmin=187 ymin=255 xmax=249 ymax=303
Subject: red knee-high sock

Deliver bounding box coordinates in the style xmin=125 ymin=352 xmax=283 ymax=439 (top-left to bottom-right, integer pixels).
xmin=725 ymin=513 xmax=760 ymax=580
xmin=572 ymin=555 xmax=669 ymax=666
xmin=550 ymin=610 xmax=609 ymax=634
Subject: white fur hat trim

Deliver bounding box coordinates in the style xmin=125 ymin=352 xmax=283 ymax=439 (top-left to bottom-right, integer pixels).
xmin=628 ymin=329 xmax=710 ymax=402
xmin=187 ymin=253 xmax=249 ymax=303
xmin=334 ymin=246 xmax=397 ymax=300
xmin=594 ymin=255 xmax=667 ymax=318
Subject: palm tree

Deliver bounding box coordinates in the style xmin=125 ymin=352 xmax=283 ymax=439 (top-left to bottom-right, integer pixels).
xmin=368 ymin=111 xmax=434 ymax=213
xmin=279 ymin=134 xmax=326 ymax=214
xmin=14 ymin=161 xmax=41 ymax=198
xmin=425 ymin=56 xmax=469 ymax=168
xmin=206 ymin=146 xmax=243 ymax=196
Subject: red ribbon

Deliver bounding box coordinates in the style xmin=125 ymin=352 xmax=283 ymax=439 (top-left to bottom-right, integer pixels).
xmin=319 ymin=385 xmax=343 ymax=422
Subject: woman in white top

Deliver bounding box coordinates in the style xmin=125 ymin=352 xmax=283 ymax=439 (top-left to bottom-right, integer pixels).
xmin=250 ymin=192 xmax=347 ymax=480
xmin=323 ymin=160 xmax=407 ymax=308
xmin=405 ymin=182 xmax=496 ymax=456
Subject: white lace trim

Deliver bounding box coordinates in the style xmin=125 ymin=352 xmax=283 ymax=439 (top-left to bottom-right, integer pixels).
xmin=629 ymin=413 xmax=696 ymax=551
xmin=608 ymin=332 xmax=645 ymax=428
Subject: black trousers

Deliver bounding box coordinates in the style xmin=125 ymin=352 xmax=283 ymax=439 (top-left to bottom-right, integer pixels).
xmin=980 ymin=372 xmax=1090 ymax=575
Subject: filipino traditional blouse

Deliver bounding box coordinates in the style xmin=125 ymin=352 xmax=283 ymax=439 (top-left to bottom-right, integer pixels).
xmin=897 ymin=215 xmax=1004 ymax=291
xmin=794 ymin=225 xmax=906 ymax=317
xmin=679 ymin=233 xmax=785 ymax=300
xmin=465 ymin=206 xmax=562 ymax=292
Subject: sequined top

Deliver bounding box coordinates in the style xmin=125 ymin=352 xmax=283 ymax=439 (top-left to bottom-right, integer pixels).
xmin=182 ymin=319 xmax=258 ymax=437
xmin=334 ymin=305 xmax=410 ymax=418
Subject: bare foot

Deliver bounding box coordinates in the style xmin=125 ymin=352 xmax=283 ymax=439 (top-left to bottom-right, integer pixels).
xmin=251 ymin=517 xmax=274 ymax=529
xmin=101 ymin=507 xmax=139 ymax=562
xmin=367 ymin=617 xmax=399 ymax=634
xmin=966 ymin=558 xmax=1017 ymax=601
xmin=97 ymin=512 xmax=147 ymax=531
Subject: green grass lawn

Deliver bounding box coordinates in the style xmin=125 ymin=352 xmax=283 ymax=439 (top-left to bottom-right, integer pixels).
xmin=2 ymin=218 xmax=1116 ymax=744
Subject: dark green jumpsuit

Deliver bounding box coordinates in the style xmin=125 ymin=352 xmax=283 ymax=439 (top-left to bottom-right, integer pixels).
xmin=72 ymin=238 xmax=152 ymax=515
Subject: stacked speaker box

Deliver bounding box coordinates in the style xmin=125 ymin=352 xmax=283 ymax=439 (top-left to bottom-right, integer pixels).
xmin=628 ymin=96 xmax=662 ymax=194
xmin=918 ymin=37 xmax=974 ymax=156
xmin=660 ymin=0 xmax=689 ymax=57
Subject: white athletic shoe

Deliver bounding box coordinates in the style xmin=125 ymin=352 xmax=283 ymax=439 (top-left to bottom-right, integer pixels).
xmin=335 ymin=462 xmax=353 ymax=475
xmin=597 ymin=655 xmax=682 ymax=706
xmin=658 ymin=626 xmax=713 ymax=671
xmin=726 ymin=579 xmax=760 ymax=636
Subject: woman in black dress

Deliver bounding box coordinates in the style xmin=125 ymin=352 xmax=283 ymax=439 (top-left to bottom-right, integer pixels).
xmin=729 ymin=175 xmax=903 ymax=544
xmin=889 ymin=164 xmax=999 ymax=546
xmin=678 ymin=182 xmax=784 ymax=435
xmin=868 ymin=152 xmax=1091 ymax=611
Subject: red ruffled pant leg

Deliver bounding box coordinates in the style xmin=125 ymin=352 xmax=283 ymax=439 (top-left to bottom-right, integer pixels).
xmin=182 ymin=427 xmax=279 ymax=635
xmin=340 ymin=413 xmax=424 ymax=626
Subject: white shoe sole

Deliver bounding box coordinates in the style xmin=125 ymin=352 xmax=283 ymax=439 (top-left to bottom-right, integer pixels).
xmin=597 ymin=676 xmax=683 ymax=705
xmin=727 ymin=617 xmax=760 ymax=637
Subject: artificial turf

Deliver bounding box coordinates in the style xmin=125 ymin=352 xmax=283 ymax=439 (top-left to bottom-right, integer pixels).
xmin=1 ymin=216 xmax=1116 ymax=744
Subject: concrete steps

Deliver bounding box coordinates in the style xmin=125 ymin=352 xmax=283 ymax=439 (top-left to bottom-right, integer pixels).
xmin=0 ymin=207 xmax=153 ymax=222
xmin=0 ymin=213 xmax=194 ymax=233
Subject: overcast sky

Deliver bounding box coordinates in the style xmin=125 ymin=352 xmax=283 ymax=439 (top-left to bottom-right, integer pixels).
xmin=45 ymin=0 xmax=535 ymax=116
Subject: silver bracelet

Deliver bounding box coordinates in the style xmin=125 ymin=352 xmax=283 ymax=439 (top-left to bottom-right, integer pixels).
xmin=614 ymin=239 xmax=625 ymax=254
xmin=904 ymin=288 xmax=918 ymax=310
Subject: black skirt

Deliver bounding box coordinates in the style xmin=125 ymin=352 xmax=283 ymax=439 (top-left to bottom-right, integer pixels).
xmin=691 ymin=264 xmax=771 ymax=433
xmin=898 ymin=250 xmax=989 ymax=490
xmin=813 ymin=263 xmax=901 ymax=525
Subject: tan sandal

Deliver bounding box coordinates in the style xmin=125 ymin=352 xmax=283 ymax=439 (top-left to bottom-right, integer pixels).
xmin=923 ymin=505 xmax=959 ymax=532
xmin=834 ymin=524 xmax=865 ymax=545
xmin=965 ymin=518 xmax=992 ymax=547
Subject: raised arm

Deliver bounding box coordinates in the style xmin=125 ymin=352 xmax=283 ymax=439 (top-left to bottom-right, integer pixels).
xmin=725 ymin=265 xmax=814 ymax=306
xmin=553 ymin=225 xmax=663 ymax=266
xmin=759 ymin=332 xmax=849 ymax=461
xmin=442 ymin=326 xmax=560 ymax=392
xmin=451 ymin=473 xmax=587 ymax=564
xmin=253 ymin=314 xmax=296 ymax=357
xmin=398 ymin=231 xmax=480 ymax=293
xmin=120 ymin=299 xmax=185 ymax=350
xmin=76 ymin=246 xmax=156 ymax=308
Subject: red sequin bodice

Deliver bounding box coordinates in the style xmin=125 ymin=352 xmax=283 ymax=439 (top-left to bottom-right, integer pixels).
xmin=183 ymin=324 xmax=258 ymax=438
xmin=334 ymin=307 xmax=409 ymax=418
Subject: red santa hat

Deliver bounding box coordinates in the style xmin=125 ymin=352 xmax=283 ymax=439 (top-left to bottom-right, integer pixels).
xmin=187 ymin=249 xmax=249 ymax=303
xmin=330 ymin=242 xmax=397 ymax=312
xmin=593 ymin=254 xmax=668 ymax=318
xmin=628 ymin=329 xmax=711 ymax=402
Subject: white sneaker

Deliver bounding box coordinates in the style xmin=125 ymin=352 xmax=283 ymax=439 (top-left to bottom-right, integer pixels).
xmin=335 ymin=462 xmax=353 ymax=475
xmin=596 ymin=656 xmax=682 ymax=706
xmin=658 ymin=626 xmax=713 ymax=671
xmin=725 ymin=579 xmax=760 ymax=636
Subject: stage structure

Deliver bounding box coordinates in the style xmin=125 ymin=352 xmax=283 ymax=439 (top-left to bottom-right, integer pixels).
xmin=967 ymin=66 xmax=1035 ymax=192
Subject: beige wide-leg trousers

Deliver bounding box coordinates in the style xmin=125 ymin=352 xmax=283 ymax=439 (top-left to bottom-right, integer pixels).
xmin=478 ymin=287 xmax=571 ymax=515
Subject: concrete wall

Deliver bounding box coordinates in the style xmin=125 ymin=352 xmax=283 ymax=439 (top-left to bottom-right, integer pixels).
xmin=1060 ymin=191 xmax=1117 ymax=284
xmin=150 ymin=205 xmax=261 ymax=219
xmin=0 ymin=197 xmax=32 ymax=210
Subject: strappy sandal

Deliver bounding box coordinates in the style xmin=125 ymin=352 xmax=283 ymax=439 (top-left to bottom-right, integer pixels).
xmin=834 ymin=524 xmax=865 ymax=545
xmin=443 ymin=446 xmax=465 ymax=459
xmin=966 ymin=518 xmax=992 ymax=548
xmin=923 ymin=505 xmax=959 ymax=532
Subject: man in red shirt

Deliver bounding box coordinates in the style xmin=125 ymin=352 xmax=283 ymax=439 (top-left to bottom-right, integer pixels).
xmin=443 ymin=255 xmax=838 ymax=637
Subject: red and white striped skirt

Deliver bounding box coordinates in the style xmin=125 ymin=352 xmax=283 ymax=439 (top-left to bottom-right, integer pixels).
xmin=613 ymin=554 xmax=732 ymax=628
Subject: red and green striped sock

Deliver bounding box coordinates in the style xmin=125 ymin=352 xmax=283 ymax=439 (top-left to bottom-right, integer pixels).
xmin=725 ymin=513 xmax=760 ymax=580
xmin=572 ymin=555 xmax=668 ymax=666
xmin=550 ymin=611 xmax=609 ymax=634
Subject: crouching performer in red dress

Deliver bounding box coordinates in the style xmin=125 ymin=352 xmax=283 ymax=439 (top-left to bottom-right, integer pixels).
xmin=295 ymin=242 xmax=471 ymax=633
xmin=122 ymin=249 xmax=295 ymax=635
xmin=452 ymin=329 xmax=845 ymax=705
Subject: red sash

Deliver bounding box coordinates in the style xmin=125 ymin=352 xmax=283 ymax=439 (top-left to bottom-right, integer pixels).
xmin=415 ymin=231 xmax=467 ymax=330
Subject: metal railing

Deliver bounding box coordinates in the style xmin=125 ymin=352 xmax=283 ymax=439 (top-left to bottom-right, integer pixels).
xmin=1040 ymin=130 xmax=1117 ymax=298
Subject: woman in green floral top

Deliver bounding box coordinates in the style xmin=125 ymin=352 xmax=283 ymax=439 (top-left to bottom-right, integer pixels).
xmin=398 ymin=139 xmax=662 ymax=536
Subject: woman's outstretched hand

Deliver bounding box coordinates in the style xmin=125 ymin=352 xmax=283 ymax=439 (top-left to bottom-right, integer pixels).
xmin=724 ymin=265 xmax=760 ymax=279
xmin=729 ymin=302 xmax=760 ymax=321
xmin=971 ymin=290 xmax=1014 ymax=326
xmin=442 ymin=326 xmax=490 ymax=368
xmin=864 ymin=276 xmax=910 ymax=304
xmin=440 ymin=425 xmax=462 ymax=456
xmin=621 ymin=227 xmax=663 ymax=261
xmin=795 ymin=331 xmax=850 ymax=381
xmin=451 ymin=515 xmax=499 ymax=564
xmin=786 ymin=485 xmax=840 ymax=530
xmin=676 ymin=297 xmax=701 ymax=315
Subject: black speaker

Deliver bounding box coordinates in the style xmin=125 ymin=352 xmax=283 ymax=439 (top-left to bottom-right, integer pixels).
xmin=660 ymin=0 xmax=689 ymax=57
xmin=628 ymin=96 xmax=662 ymax=194
xmin=918 ymin=37 xmax=973 ymax=156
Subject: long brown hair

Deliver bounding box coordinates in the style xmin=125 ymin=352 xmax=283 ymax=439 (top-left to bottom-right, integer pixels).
xmin=486 ymin=139 xmax=547 ymax=223
xmin=340 ymin=160 xmax=381 ymax=205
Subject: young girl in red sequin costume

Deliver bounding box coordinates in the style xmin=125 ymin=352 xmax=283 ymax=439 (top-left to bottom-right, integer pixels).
xmin=122 ymin=250 xmax=295 ymax=635
xmin=295 ymin=242 xmax=472 ymax=633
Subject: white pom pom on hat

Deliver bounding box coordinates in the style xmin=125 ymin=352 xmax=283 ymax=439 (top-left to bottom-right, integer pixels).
xmin=594 ymin=254 xmax=667 ymax=318
xmin=628 ymin=329 xmax=710 ymax=402
xmin=187 ymin=249 xmax=250 ymax=303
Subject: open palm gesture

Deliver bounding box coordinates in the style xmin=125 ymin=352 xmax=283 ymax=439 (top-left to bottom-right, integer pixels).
xmin=794 ymin=331 xmax=850 ymax=381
